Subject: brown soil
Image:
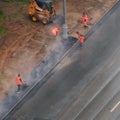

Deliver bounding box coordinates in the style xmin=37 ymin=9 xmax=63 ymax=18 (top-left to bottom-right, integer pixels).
xmin=0 ymin=0 xmax=117 ymax=101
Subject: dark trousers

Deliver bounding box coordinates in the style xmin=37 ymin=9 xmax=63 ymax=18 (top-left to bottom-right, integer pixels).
xmin=17 ymin=85 xmax=21 ymax=91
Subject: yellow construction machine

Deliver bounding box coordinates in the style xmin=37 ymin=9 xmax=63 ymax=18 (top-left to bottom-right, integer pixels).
xmin=29 ymin=0 xmax=56 ymax=25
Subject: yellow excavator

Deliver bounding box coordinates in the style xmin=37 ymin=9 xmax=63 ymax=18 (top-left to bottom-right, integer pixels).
xmin=29 ymin=0 xmax=56 ymax=25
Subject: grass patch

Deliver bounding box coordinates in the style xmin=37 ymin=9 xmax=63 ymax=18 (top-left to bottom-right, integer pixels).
xmin=6 ymin=10 xmax=21 ymax=19
xmin=0 ymin=26 xmax=6 ymax=36
xmin=0 ymin=8 xmax=5 ymax=21
xmin=12 ymin=11 xmax=20 ymax=17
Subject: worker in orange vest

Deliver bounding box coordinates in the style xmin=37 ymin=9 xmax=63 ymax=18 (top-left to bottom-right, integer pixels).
xmin=81 ymin=12 xmax=89 ymax=28
xmin=76 ymin=32 xmax=85 ymax=46
xmin=16 ymin=74 xmax=22 ymax=93
xmin=52 ymin=27 xmax=59 ymax=36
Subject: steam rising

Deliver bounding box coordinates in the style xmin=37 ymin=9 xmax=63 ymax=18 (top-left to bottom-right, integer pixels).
xmin=0 ymin=18 xmax=77 ymax=118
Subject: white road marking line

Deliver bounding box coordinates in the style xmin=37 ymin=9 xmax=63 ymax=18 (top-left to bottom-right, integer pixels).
xmin=110 ymin=101 xmax=120 ymax=112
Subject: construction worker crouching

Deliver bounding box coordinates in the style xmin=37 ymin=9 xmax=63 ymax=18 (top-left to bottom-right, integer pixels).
xmin=76 ymin=32 xmax=85 ymax=46
xmin=52 ymin=27 xmax=59 ymax=36
xmin=81 ymin=12 xmax=89 ymax=28
xmin=16 ymin=74 xmax=22 ymax=93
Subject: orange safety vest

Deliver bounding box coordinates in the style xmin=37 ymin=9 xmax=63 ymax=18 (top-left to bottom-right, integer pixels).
xmin=16 ymin=76 xmax=22 ymax=85
xmin=52 ymin=27 xmax=59 ymax=36
xmin=82 ymin=15 xmax=89 ymax=26
xmin=78 ymin=35 xmax=85 ymax=43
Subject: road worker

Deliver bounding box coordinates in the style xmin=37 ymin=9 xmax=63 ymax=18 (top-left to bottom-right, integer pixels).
xmin=81 ymin=12 xmax=89 ymax=28
xmin=16 ymin=74 xmax=22 ymax=93
xmin=52 ymin=27 xmax=59 ymax=36
xmin=76 ymin=32 xmax=85 ymax=46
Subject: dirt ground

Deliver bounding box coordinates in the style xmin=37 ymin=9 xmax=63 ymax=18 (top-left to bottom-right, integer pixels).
xmin=0 ymin=0 xmax=117 ymax=102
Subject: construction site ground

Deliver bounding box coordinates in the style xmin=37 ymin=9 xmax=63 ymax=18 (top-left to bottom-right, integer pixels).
xmin=0 ymin=0 xmax=117 ymax=108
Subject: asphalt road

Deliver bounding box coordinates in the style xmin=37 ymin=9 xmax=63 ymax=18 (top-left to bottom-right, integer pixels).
xmin=3 ymin=1 xmax=120 ymax=120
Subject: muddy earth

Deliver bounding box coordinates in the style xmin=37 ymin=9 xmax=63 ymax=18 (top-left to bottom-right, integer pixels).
xmin=0 ymin=0 xmax=117 ymax=102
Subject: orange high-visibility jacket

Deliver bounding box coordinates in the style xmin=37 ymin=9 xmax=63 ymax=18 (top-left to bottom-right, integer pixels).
xmin=16 ymin=76 xmax=22 ymax=85
xmin=52 ymin=27 xmax=59 ymax=36
xmin=78 ymin=35 xmax=85 ymax=43
xmin=82 ymin=15 xmax=89 ymax=25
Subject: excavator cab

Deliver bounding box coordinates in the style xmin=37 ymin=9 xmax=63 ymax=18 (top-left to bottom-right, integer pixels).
xmin=29 ymin=0 xmax=56 ymax=24
xmin=36 ymin=0 xmax=52 ymax=11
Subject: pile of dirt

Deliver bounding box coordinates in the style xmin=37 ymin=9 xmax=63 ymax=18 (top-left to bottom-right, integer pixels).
xmin=0 ymin=0 xmax=117 ymax=102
